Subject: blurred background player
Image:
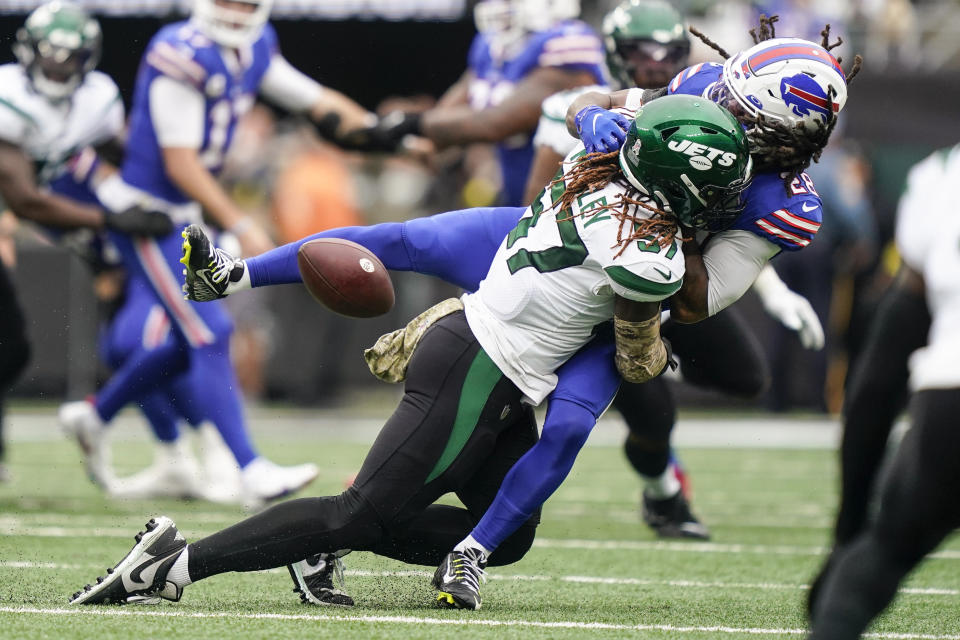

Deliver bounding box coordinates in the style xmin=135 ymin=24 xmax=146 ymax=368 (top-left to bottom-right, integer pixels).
xmin=0 ymin=1 xmax=172 ymax=482
xmin=807 ymin=143 xmax=960 ymax=640
xmin=59 ymin=0 xmax=377 ymax=505
xmin=526 ymin=2 xmax=826 ymax=540
xmin=349 ymin=0 xmax=606 ymax=207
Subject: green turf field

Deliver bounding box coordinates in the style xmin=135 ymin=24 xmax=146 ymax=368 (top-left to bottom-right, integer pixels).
xmin=1 ymin=413 xmax=958 ymax=639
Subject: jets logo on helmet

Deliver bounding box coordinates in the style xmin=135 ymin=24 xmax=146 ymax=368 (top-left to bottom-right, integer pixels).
xmin=618 ymin=94 xmax=752 ymax=231
xmin=716 ymin=37 xmax=846 ymax=131
xmin=192 ymin=0 xmax=273 ymax=48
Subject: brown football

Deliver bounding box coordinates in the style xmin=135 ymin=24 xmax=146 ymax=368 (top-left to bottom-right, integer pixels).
xmin=297 ymin=238 xmax=395 ymax=318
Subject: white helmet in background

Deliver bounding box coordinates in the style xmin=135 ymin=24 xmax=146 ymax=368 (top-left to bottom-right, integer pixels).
xmin=193 ymin=0 xmax=273 ymax=48
xmin=713 ymin=37 xmax=848 ymax=132
xmin=474 ymin=0 xmax=580 ymax=53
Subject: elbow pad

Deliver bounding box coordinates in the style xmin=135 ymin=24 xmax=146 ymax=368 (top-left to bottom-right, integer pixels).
xmin=613 ymin=314 xmax=670 ymax=384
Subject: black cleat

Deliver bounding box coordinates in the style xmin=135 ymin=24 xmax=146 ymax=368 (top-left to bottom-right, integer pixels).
xmin=642 ymin=491 xmax=711 ymax=540
xmin=180 ymin=224 xmax=245 ymax=302
xmin=288 ymin=552 xmax=354 ymax=606
xmin=69 ymin=516 xmax=186 ymax=605
xmin=432 ymin=548 xmax=487 ymax=610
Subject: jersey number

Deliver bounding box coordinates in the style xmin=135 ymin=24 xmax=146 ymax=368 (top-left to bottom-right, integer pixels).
xmin=505 ymin=183 xmax=587 ymax=274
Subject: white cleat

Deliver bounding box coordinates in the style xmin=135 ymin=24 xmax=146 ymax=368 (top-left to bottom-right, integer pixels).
xmin=108 ymin=440 xmax=206 ymax=501
xmin=241 ymin=457 xmax=319 ymax=510
xmin=59 ymin=400 xmax=112 ymax=488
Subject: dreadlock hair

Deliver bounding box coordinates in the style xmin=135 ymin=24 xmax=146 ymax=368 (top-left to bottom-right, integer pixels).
xmin=689 ymin=14 xmax=864 ymax=193
xmin=548 ymin=151 xmax=679 ymax=258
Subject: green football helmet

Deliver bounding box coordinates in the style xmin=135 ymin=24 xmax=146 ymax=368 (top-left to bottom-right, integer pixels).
xmin=618 ymin=94 xmax=752 ymax=231
xmin=602 ymin=0 xmax=690 ymax=89
xmin=13 ymin=1 xmax=102 ymax=102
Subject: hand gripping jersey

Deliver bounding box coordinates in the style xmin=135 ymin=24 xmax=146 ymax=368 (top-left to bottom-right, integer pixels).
xmin=0 ymin=63 xmax=122 ymax=200
xmin=663 ymin=62 xmax=823 ymax=251
xmin=122 ymin=20 xmax=276 ymax=204
xmin=463 ymin=148 xmax=685 ymax=404
xmin=896 ymin=147 xmax=960 ymax=391
xmin=468 ymin=20 xmax=606 ymax=206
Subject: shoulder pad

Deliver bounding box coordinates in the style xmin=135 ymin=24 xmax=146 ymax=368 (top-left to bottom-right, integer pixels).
xmin=732 ymin=171 xmax=822 ymax=251
xmin=667 ymin=62 xmax=723 ymax=96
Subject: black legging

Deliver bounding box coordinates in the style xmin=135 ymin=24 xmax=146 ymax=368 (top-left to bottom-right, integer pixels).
xmin=0 ymin=261 xmax=31 ymax=460
xmin=188 ymin=312 xmax=539 ymax=581
xmin=616 ymin=305 xmax=769 ymax=477
xmin=809 ymin=388 xmax=960 ymax=639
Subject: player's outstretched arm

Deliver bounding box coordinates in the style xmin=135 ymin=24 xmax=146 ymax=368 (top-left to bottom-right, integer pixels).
xmin=613 ymin=297 xmax=672 ymax=383
xmin=421 ymin=67 xmax=598 ymax=148
xmin=241 ymin=207 xmax=525 ymax=292
xmin=0 ymin=140 xmax=169 ymax=236
xmin=259 ymin=54 xmax=375 ymax=143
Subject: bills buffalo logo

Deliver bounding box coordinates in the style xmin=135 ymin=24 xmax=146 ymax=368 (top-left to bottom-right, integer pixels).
xmin=780 ymin=73 xmax=837 ymax=122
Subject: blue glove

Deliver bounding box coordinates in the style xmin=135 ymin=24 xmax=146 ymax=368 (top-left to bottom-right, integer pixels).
xmin=574 ymin=106 xmax=631 ymax=154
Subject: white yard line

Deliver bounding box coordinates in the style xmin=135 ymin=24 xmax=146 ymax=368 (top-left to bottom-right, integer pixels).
xmin=3 ymin=562 xmax=955 ymax=597
xmin=0 ymin=606 xmax=957 ymax=639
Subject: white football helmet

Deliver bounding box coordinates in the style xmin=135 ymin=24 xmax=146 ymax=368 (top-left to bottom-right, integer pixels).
xmin=192 ymin=0 xmax=273 ymax=48
xmin=474 ymin=0 xmax=580 ymax=52
xmin=711 ymin=37 xmax=848 ymax=132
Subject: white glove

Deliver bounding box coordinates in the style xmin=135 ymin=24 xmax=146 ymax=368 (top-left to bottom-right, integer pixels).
xmin=751 ymin=265 xmax=825 ymax=351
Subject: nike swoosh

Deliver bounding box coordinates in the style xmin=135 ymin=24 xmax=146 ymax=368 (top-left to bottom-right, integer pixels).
xmin=443 ymin=565 xmax=458 ymax=584
xmin=125 ymin=550 xmax=179 ymax=590
xmin=591 ymin=113 xmax=602 ymax=135
xmin=654 ymin=267 xmax=672 ymax=280
xmin=802 ymin=202 xmax=818 ymax=213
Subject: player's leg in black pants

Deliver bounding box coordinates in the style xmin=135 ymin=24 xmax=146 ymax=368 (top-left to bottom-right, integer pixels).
xmin=0 ymin=261 xmax=32 ymax=472
xmin=806 ymin=276 xmax=930 ymax=615
xmin=370 ymin=408 xmax=541 ymax=568
xmin=809 ymin=389 xmax=960 ymax=639
xmin=618 ymin=306 xmax=769 ymax=480
xmin=615 ymin=307 xmax=768 ymax=537
xmin=187 ymin=311 xmax=532 ymax=580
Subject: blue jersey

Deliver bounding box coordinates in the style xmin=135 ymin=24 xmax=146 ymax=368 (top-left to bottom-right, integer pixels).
xmin=668 ymin=63 xmax=823 ymax=251
xmin=122 ymin=20 xmax=277 ymax=204
xmin=467 ymin=20 xmax=605 ymax=207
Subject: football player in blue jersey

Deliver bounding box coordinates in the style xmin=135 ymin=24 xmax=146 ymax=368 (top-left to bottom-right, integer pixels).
xmin=351 ymin=0 xmax=607 ymax=206
xmin=59 ymin=0 xmax=379 ymax=505
xmin=526 ymin=2 xmax=828 ymax=541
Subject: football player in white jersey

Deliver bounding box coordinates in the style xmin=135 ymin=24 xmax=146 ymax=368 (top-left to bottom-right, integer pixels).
xmin=808 ymin=147 xmax=960 ymax=639
xmin=0 ymin=1 xmax=172 ymax=483
xmin=69 ymin=95 xmax=752 ymax=610
xmin=523 ymin=0 xmax=825 ymax=541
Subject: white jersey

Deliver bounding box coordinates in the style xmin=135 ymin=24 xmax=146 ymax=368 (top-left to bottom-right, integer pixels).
xmin=0 ymin=64 xmax=123 ymax=186
xmin=463 ymin=146 xmax=686 ymax=404
xmin=533 ymin=85 xmax=647 ymax=157
xmin=896 ymin=146 xmax=960 ymax=391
